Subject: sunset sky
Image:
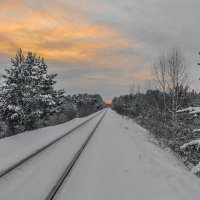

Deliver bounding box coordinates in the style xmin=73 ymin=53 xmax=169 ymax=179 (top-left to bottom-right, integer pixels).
xmin=1 ymin=0 xmax=200 ymax=99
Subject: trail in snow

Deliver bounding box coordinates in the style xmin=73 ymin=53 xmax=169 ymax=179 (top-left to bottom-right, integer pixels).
xmin=0 ymin=110 xmax=102 ymax=175
xmin=1 ymin=108 xmax=200 ymax=200
xmin=0 ymin=111 xmax=106 ymax=200
xmin=54 ymin=109 xmax=200 ymax=200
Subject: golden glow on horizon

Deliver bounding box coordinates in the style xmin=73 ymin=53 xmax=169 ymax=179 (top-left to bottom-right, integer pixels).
xmin=104 ymin=100 xmax=112 ymax=104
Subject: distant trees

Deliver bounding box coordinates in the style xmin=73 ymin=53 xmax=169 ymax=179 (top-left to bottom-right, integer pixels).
xmin=47 ymin=93 xmax=104 ymax=126
xmin=0 ymin=49 xmax=65 ymax=134
xmin=67 ymin=93 xmax=104 ymax=117
xmin=47 ymin=99 xmax=77 ymax=126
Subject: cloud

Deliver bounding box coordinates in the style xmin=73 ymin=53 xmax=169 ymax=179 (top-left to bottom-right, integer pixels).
xmin=0 ymin=0 xmax=142 ymax=64
xmin=1 ymin=0 xmax=199 ymax=99
xmin=0 ymin=0 xmax=146 ymax=101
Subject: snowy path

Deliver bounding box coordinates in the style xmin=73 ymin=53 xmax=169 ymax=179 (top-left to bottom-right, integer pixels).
xmin=0 ymin=110 xmax=103 ymax=176
xmin=0 ymin=111 xmax=106 ymax=200
xmin=1 ymin=109 xmax=200 ymax=200
xmin=54 ymin=109 xmax=200 ymax=200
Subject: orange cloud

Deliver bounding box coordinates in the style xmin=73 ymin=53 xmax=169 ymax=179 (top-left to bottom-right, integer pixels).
xmin=0 ymin=0 xmax=143 ymax=68
xmin=69 ymin=68 xmax=152 ymax=89
xmin=129 ymin=69 xmax=152 ymax=80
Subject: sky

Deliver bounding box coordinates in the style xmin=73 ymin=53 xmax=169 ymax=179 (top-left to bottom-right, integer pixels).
xmin=0 ymin=0 xmax=200 ymax=100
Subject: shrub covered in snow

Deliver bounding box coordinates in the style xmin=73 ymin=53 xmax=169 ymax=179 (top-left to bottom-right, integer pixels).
xmin=176 ymin=107 xmax=200 ymax=174
xmin=0 ymin=120 xmax=10 ymax=139
xmin=112 ymin=89 xmax=200 ymax=158
xmin=47 ymin=101 xmax=78 ymax=126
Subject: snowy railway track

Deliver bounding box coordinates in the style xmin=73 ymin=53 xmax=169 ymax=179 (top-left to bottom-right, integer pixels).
xmin=0 ymin=110 xmax=105 ymax=179
xmin=45 ymin=110 xmax=107 ymax=200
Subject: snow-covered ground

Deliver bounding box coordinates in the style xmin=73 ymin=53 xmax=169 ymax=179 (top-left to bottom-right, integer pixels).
xmin=0 ymin=110 xmax=106 ymax=199
xmin=54 ymin=109 xmax=200 ymax=200
xmin=1 ymin=108 xmax=200 ymax=200
xmin=0 ymin=110 xmax=103 ymax=176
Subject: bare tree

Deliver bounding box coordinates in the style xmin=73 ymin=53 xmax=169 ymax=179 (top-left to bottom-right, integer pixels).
xmin=152 ymin=48 xmax=188 ymax=120
xmin=129 ymin=83 xmax=136 ymax=95
xmin=153 ymin=54 xmax=168 ymax=115
xmin=144 ymin=80 xmax=156 ymax=91
xmin=129 ymin=83 xmax=141 ymax=94
xmin=153 ymin=54 xmax=168 ymax=92
xmin=136 ymin=84 xmax=141 ymax=94
xmin=167 ymin=48 xmax=187 ymax=113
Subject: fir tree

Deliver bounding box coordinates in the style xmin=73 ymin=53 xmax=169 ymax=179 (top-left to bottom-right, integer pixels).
xmin=0 ymin=49 xmax=65 ymax=134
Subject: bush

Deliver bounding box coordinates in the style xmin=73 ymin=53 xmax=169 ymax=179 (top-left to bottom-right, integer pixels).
xmin=47 ymin=101 xmax=77 ymax=126
xmin=112 ymin=90 xmax=200 ymax=167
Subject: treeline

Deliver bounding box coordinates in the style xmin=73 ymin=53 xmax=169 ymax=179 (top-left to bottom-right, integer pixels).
xmin=48 ymin=93 xmax=104 ymax=126
xmin=0 ymin=49 xmax=104 ymax=138
xmin=112 ymin=48 xmax=200 ymax=170
xmin=112 ymin=89 xmax=200 ymax=167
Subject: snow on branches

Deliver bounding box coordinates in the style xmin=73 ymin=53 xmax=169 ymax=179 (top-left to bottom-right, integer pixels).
xmin=180 ymin=140 xmax=200 ymax=174
xmin=176 ymin=107 xmax=200 ymax=114
xmin=0 ymin=49 xmax=65 ymax=134
xmin=180 ymin=140 xmax=200 ymax=151
xmin=177 ymin=106 xmax=200 ymax=174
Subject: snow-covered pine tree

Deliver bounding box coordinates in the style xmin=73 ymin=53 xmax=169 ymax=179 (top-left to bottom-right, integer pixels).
xmin=0 ymin=49 xmax=65 ymax=134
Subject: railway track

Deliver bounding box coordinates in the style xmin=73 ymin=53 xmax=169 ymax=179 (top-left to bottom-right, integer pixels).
xmin=45 ymin=110 xmax=107 ymax=200
xmin=0 ymin=110 xmax=105 ymax=178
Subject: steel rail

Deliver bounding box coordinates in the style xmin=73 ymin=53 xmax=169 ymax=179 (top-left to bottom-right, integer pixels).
xmin=0 ymin=110 xmax=105 ymax=178
xmin=45 ymin=110 xmax=107 ymax=200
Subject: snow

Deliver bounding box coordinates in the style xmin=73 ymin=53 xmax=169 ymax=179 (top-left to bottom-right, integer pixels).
xmin=190 ymin=109 xmax=200 ymax=115
xmin=180 ymin=140 xmax=200 ymax=175
xmin=0 ymin=110 xmax=103 ymax=176
xmin=0 ymin=111 xmax=106 ymax=200
xmin=1 ymin=109 xmax=200 ymax=200
xmin=55 ymin=109 xmax=200 ymax=200
xmin=191 ymin=163 xmax=200 ymax=174
xmin=177 ymin=107 xmax=200 ymax=175
xmin=10 ymin=113 xmax=18 ymax=119
xmin=176 ymin=107 xmax=200 ymax=113
xmin=180 ymin=139 xmax=200 ymax=150
xmin=7 ymin=105 xmax=15 ymax=110
xmin=176 ymin=106 xmax=200 ymax=115
xmin=193 ymin=129 xmax=200 ymax=133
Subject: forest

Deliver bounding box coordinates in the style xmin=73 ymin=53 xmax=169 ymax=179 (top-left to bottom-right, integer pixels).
xmin=112 ymin=48 xmax=200 ymax=175
xmin=0 ymin=49 xmax=104 ymax=138
xmin=2 ymin=47 xmax=200 ymax=175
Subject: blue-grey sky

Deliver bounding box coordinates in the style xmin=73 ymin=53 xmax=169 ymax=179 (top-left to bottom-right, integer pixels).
xmin=0 ymin=0 xmax=200 ymax=100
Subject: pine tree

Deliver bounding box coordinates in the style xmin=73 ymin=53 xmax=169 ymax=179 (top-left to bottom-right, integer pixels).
xmin=0 ymin=49 xmax=65 ymax=134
